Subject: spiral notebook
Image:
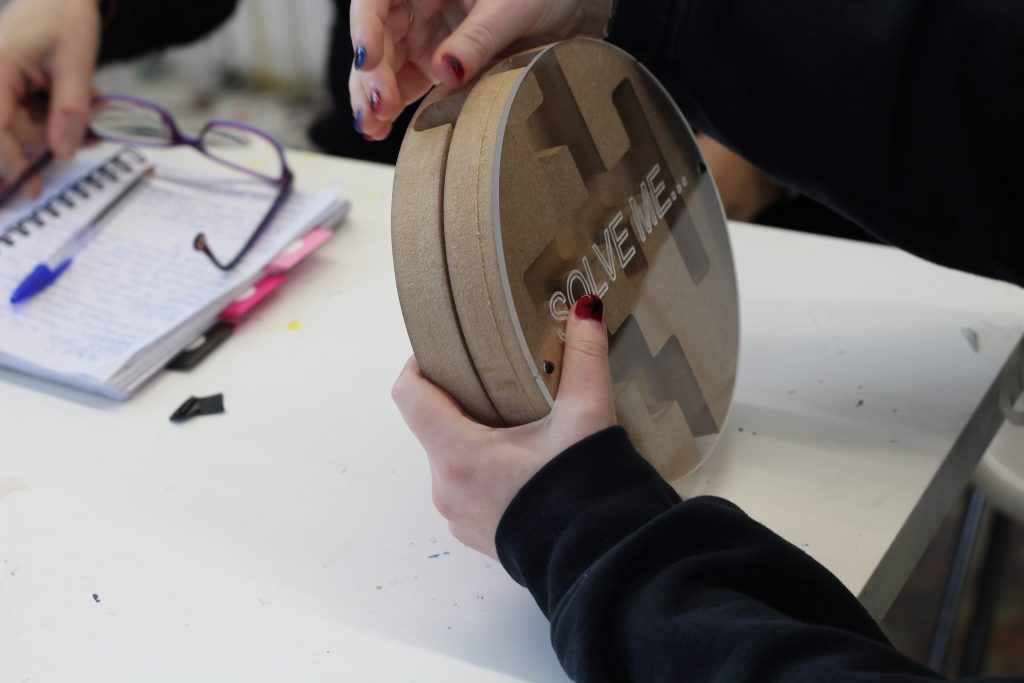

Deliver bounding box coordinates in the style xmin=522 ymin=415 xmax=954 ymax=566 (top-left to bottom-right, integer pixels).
xmin=0 ymin=144 xmax=346 ymax=398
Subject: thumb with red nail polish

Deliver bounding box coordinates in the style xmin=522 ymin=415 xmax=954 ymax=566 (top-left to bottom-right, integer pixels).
xmin=392 ymin=292 xmax=617 ymax=561
xmin=551 ymin=294 xmax=616 ymax=428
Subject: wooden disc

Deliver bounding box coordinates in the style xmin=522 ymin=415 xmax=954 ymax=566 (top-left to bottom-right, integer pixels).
xmin=391 ymin=86 xmax=502 ymax=426
xmin=395 ymin=39 xmax=739 ymax=479
xmin=443 ymin=60 xmax=552 ymax=426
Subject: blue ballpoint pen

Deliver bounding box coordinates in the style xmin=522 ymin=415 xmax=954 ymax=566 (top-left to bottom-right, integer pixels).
xmin=9 ymin=165 xmax=154 ymax=305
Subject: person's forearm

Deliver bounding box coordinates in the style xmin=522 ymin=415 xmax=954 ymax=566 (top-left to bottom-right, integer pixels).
xmin=609 ymin=0 xmax=1024 ymax=288
xmin=497 ymin=428 xmax=956 ymax=683
xmin=99 ymin=0 xmax=240 ymax=63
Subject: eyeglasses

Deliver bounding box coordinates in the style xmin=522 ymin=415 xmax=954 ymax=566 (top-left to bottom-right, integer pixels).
xmin=89 ymin=94 xmax=294 ymax=271
xmin=0 ymin=95 xmax=293 ymax=270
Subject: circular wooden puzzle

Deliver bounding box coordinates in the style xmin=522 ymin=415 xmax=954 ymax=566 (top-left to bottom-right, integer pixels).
xmin=393 ymin=38 xmax=739 ymax=479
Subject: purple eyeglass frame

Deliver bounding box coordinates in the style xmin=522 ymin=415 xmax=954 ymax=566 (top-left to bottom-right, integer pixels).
xmin=90 ymin=94 xmax=295 ymax=271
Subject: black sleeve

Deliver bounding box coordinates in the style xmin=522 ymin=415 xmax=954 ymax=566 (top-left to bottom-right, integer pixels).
xmin=607 ymin=0 xmax=1024 ymax=288
xmin=99 ymin=0 xmax=240 ymax=63
xmin=496 ymin=427 xmax=1023 ymax=683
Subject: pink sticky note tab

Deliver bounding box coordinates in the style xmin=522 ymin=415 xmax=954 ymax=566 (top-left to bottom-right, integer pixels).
xmin=266 ymin=227 xmax=334 ymax=274
xmin=218 ymin=274 xmax=287 ymax=322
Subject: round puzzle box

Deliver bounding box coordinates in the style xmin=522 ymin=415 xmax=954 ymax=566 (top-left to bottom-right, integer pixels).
xmin=392 ymin=38 xmax=739 ymax=479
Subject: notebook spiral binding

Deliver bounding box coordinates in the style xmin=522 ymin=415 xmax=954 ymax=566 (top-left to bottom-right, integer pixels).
xmin=0 ymin=147 xmax=146 ymax=250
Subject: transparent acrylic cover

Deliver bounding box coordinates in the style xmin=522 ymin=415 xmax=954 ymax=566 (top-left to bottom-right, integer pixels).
xmin=492 ymin=40 xmax=739 ymax=478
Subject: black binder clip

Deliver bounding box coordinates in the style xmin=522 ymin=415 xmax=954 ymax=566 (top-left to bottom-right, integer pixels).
xmin=170 ymin=393 xmax=225 ymax=423
xmin=167 ymin=321 xmax=235 ymax=371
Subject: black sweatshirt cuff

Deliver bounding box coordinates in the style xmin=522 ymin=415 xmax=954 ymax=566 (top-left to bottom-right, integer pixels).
xmin=494 ymin=428 xmax=907 ymax=681
xmin=496 ymin=426 xmax=682 ymax=615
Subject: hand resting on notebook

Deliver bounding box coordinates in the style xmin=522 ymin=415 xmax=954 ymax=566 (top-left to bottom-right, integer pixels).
xmin=0 ymin=0 xmax=101 ymax=197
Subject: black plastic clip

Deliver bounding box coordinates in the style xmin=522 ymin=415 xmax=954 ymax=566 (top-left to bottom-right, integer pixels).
xmin=170 ymin=393 xmax=225 ymax=423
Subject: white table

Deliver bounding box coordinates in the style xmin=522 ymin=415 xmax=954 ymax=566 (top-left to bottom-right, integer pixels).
xmin=2 ymin=152 xmax=1022 ymax=682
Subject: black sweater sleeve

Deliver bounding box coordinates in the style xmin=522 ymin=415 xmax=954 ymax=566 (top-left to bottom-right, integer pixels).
xmin=99 ymin=0 xmax=240 ymax=63
xmin=496 ymin=427 xmax=1020 ymax=683
xmin=607 ymin=0 xmax=1024 ymax=288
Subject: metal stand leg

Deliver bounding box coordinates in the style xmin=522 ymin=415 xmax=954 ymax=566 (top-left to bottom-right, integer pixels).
xmin=927 ymin=488 xmax=986 ymax=673
xmin=957 ymin=510 xmax=1013 ymax=677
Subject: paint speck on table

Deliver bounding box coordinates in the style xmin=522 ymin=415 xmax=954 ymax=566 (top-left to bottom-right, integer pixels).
xmin=375 ymin=585 xmax=383 ymax=590
xmin=0 ymin=478 xmax=29 ymax=501
xmin=287 ymin=319 xmax=300 ymax=332
xmin=92 ymin=593 xmax=101 ymax=603
xmin=856 ymin=400 xmax=864 ymax=407
xmin=962 ymin=327 xmax=980 ymax=353
xmin=428 ymin=551 xmax=451 ymax=560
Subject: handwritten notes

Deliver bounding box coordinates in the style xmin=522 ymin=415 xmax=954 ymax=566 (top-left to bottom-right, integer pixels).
xmin=0 ymin=145 xmax=340 ymax=396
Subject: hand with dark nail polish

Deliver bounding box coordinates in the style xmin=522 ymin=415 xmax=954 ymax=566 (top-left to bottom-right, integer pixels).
xmin=348 ymin=1 xmax=605 ymax=135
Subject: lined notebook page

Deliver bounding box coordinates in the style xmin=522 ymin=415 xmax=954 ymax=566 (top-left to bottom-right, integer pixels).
xmin=0 ymin=144 xmax=339 ymax=394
